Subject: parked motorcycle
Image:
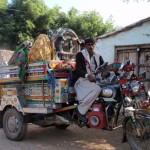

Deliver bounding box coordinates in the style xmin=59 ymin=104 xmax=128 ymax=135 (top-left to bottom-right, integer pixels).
xmin=60 ymin=61 xmax=124 ymax=130
xmin=118 ymin=60 xmax=150 ymax=150
xmin=59 ymin=59 xmax=150 ymax=150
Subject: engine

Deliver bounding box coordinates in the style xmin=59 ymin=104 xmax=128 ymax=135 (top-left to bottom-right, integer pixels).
xmin=87 ymin=104 xmax=107 ymax=129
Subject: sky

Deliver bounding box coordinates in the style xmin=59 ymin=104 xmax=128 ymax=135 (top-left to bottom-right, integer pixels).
xmin=44 ymin=0 xmax=150 ymax=27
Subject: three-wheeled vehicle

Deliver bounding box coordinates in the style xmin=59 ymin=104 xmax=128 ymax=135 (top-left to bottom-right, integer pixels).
xmin=0 ymin=28 xmax=80 ymax=141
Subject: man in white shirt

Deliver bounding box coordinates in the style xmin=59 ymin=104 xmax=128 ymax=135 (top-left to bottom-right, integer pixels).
xmin=74 ymin=38 xmax=104 ymax=122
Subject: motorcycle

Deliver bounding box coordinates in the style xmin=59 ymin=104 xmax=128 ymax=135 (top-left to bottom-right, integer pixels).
xmin=32 ymin=63 xmax=123 ymax=130
xmin=59 ymin=61 xmax=124 ymax=130
xmin=58 ymin=59 xmax=150 ymax=150
xmin=118 ymin=60 xmax=150 ymax=150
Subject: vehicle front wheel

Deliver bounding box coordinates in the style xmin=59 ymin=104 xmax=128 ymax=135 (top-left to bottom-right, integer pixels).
xmin=3 ymin=108 xmax=27 ymax=141
xmin=125 ymin=118 xmax=150 ymax=150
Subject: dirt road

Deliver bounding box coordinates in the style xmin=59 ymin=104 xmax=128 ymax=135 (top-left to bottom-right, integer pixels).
xmin=0 ymin=124 xmax=131 ymax=150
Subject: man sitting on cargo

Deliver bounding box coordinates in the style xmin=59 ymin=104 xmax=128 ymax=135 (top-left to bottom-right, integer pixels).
xmin=74 ymin=38 xmax=104 ymax=122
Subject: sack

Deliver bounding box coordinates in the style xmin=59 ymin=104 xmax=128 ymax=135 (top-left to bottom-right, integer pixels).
xmin=8 ymin=41 xmax=31 ymax=82
xmin=8 ymin=42 xmax=30 ymax=66
xmin=28 ymin=34 xmax=54 ymax=62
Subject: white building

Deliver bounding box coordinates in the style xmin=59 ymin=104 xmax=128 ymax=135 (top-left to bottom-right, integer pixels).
xmin=95 ymin=16 xmax=150 ymax=90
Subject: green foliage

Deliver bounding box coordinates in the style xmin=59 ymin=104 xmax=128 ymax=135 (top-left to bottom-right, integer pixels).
xmin=0 ymin=0 xmax=7 ymax=9
xmin=0 ymin=0 xmax=116 ymax=49
xmin=63 ymin=9 xmax=116 ymax=39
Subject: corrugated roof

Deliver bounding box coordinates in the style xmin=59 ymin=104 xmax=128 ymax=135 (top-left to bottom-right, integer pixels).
xmin=97 ymin=16 xmax=150 ymax=39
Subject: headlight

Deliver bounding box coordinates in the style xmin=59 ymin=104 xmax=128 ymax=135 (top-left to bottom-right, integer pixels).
xmin=124 ymin=96 xmax=133 ymax=104
xmin=124 ymin=106 xmax=135 ymax=117
xmin=130 ymin=80 xmax=140 ymax=93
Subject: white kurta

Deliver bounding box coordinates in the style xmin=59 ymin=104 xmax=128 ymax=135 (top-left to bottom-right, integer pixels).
xmin=74 ymin=78 xmax=101 ymax=115
xmin=74 ymin=49 xmax=101 ymax=115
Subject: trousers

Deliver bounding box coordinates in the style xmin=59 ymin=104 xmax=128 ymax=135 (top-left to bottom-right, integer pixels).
xmin=74 ymin=77 xmax=101 ymax=115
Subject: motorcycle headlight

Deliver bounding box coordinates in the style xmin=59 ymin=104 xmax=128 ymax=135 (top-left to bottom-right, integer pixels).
xmin=124 ymin=96 xmax=133 ymax=104
xmin=130 ymin=80 xmax=140 ymax=93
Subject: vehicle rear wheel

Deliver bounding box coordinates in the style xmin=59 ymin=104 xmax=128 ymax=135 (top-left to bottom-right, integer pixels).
xmin=125 ymin=118 xmax=150 ymax=150
xmin=3 ymin=108 xmax=27 ymax=141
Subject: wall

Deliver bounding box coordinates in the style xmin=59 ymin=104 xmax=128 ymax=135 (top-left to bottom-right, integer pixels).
xmin=95 ymin=21 xmax=150 ymax=63
xmin=0 ymin=50 xmax=14 ymax=65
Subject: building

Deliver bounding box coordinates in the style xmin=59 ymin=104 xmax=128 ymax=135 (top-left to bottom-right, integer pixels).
xmin=0 ymin=49 xmax=14 ymax=78
xmin=95 ymin=16 xmax=150 ymax=90
xmin=0 ymin=49 xmax=14 ymax=66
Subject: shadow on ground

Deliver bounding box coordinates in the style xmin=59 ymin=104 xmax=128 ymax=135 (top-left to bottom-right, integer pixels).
xmin=20 ymin=124 xmax=131 ymax=150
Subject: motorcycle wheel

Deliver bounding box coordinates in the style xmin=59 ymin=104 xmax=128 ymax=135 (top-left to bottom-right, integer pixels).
xmin=125 ymin=118 xmax=150 ymax=150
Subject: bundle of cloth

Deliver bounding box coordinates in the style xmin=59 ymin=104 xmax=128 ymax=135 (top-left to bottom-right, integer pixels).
xmin=9 ymin=34 xmax=54 ymax=82
xmin=28 ymin=34 xmax=54 ymax=62
xmin=8 ymin=41 xmax=32 ymax=82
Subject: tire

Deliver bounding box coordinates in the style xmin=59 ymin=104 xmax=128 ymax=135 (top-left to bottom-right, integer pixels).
xmin=3 ymin=108 xmax=27 ymax=141
xmin=55 ymin=124 xmax=70 ymax=129
xmin=125 ymin=118 xmax=150 ymax=150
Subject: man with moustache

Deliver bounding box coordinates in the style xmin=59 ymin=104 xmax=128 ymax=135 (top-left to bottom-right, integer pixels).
xmin=74 ymin=37 xmax=104 ymax=122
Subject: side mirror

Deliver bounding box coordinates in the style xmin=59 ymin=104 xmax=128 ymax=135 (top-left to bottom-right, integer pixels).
xmin=148 ymin=89 xmax=150 ymax=98
xmin=139 ymin=71 xmax=146 ymax=80
xmin=126 ymin=59 xmax=130 ymax=65
xmin=101 ymin=62 xmax=108 ymax=68
xmin=95 ymin=66 xmax=103 ymax=75
xmin=119 ymin=63 xmax=125 ymax=70
xmin=95 ymin=62 xmax=108 ymax=75
xmin=110 ymin=75 xmax=117 ymax=83
xmin=119 ymin=60 xmax=131 ymax=71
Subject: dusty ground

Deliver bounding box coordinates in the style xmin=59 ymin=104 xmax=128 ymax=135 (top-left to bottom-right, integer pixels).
xmin=0 ymin=124 xmax=131 ymax=150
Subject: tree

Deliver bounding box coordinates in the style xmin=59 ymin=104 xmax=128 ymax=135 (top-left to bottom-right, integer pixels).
xmin=0 ymin=0 xmax=7 ymax=10
xmin=0 ymin=0 xmax=116 ymax=48
xmin=9 ymin=0 xmax=49 ymax=42
xmin=1 ymin=0 xmax=59 ymax=48
xmin=0 ymin=0 xmax=15 ymax=48
xmin=61 ymin=8 xmax=116 ymax=39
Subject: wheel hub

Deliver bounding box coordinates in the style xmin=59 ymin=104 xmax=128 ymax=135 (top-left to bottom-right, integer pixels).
xmin=7 ymin=116 xmax=19 ymax=133
xmin=90 ymin=116 xmax=100 ymax=126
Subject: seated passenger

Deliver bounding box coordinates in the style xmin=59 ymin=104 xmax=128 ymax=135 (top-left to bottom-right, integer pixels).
xmin=74 ymin=38 xmax=104 ymax=122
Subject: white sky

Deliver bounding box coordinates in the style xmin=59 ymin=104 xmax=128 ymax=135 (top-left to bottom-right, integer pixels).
xmin=44 ymin=0 xmax=150 ymax=27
